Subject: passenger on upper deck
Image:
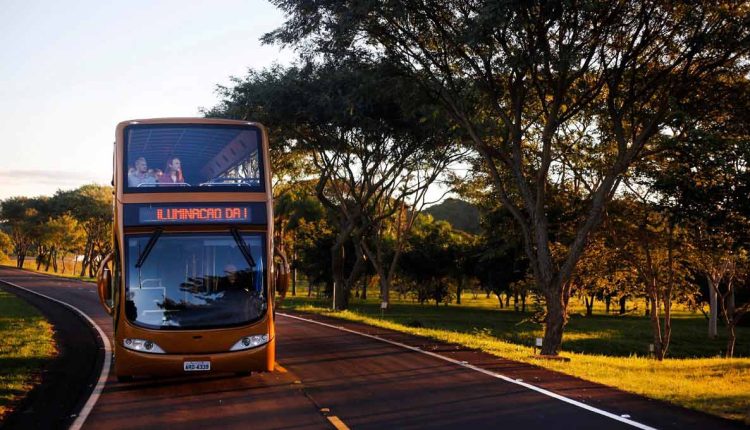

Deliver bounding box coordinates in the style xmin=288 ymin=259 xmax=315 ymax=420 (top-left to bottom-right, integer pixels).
xmin=158 ymin=157 xmax=185 ymax=184
xmin=127 ymin=157 xmax=157 ymax=187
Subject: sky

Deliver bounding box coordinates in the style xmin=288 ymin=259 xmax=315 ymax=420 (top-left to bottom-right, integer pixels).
xmin=0 ymin=0 xmax=293 ymax=200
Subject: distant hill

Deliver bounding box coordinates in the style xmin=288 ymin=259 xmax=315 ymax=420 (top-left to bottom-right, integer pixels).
xmin=424 ymin=198 xmax=481 ymax=234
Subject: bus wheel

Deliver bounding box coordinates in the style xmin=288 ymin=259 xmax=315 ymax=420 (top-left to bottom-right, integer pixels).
xmin=117 ymin=375 xmax=133 ymax=382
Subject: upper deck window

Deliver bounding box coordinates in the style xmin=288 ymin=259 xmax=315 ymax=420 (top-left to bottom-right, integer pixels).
xmin=124 ymin=124 xmax=264 ymax=193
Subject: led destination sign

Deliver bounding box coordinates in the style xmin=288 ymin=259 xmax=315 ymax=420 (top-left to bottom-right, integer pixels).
xmin=124 ymin=203 xmax=266 ymax=226
xmin=142 ymin=207 xmax=249 ymax=223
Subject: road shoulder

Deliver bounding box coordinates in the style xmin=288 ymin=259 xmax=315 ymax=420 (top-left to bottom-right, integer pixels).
xmin=0 ymin=281 xmax=103 ymax=429
xmin=282 ymin=309 xmax=747 ymax=429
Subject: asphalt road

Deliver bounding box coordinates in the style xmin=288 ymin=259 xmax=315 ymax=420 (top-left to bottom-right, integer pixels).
xmin=0 ymin=267 xmax=744 ymax=430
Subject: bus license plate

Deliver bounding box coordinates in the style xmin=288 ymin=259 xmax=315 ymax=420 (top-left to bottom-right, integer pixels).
xmin=184 ymin=361 xmax=211 ymax=372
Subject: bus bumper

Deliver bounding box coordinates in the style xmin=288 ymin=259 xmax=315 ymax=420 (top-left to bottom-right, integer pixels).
xmin=113 ymin=338 xmax=275 ymax=378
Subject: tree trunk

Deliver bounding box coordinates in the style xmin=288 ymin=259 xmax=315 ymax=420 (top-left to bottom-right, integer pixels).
xmin=378 ymin=275 xmax=388 ymax=306
xmin=541 ymin=289 xmax=566 ymax=355
xmin=585 ymin=294 xmax=595 ymax=317
xmin=662 ymin=297 xmax=672 ymax=361
xmin=619 ymin=296 xmax=627 ymax=314
xmin=456 ymin=277 xmax=463 ymax=304
xmin=709 ymin=276 xmax=718 ymax=338
xmin=331 ymin=241 xmax=347 ymax=310
xmin=80 ymin=239 xmax=92 ymax=277
xmin=648 ymin=289 xmax=665 ymax=361
xmin=346 ymin=241 xmax=367 ymax=299
xmin=291 ymin=253 xmax=297 ymax=296
xmin=726 ymin=325 xmax=736 ymax=358
xmin=88 ymin=252 xmax=97 ymax=278
xmin=605 ymin=295 xmax=611 ymax=314
xmin=724 ymin=289 xmax=737 ymax=358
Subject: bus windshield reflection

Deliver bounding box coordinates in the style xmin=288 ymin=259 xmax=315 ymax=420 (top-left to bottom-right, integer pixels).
xmin=125 ymin=232 xmax=266 ymax=329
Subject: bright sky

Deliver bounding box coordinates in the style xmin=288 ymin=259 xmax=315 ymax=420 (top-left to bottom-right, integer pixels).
xmin=0 ymin=0 xmax=293 ymax=200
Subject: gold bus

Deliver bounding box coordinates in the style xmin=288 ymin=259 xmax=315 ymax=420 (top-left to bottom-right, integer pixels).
xmin=97 ymin=118 xmax=283 ymax=381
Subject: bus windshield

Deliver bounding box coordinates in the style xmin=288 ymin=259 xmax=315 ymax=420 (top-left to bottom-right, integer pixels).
xmin=125 ymin=232 xmax=266 ymax=330
xmin=124 ymin=123 xmax=263 ymax=192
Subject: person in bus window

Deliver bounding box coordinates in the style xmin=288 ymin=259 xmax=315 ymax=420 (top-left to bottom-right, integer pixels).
xmin=158 ymin=157 xmax=185 ymax=184
xmin=219 ymin=264 xmax=262 ymax=320
xmin=128 ymin=157 xmax=157 ymax=187
xmin=220 ymin=264 xmax=240 ymax=290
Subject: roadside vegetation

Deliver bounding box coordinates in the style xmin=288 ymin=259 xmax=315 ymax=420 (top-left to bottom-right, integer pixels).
xmin=281 ymin=293 xmax=750 ymax=422
xmin=0 ymin=289 xmax=56 ymax=420
xmin=0 ymin=185 xmax=111 ymax=280
xmin=2 ymin=257 xmax=95 ymax=282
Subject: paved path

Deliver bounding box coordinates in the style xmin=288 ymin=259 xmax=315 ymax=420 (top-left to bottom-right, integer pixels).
xmin=0 ymin=267 xmax=744 ymax=429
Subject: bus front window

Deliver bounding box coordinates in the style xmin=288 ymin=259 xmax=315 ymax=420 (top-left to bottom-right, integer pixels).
xmin=124 ymin=124 xmax=264 ymax=192
xmin=125 ymin=233 xmax=266 ymax=329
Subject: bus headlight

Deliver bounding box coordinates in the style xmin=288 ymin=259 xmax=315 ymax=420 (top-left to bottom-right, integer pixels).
xmin=123 ymin=338 xmax=166 ymax=354
xmin=230 ymin=334 xmax=270 ymax=351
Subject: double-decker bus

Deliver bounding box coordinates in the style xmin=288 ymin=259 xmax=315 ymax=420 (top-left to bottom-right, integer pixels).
xmin=96 ymin=118 xmax=285 ymax=381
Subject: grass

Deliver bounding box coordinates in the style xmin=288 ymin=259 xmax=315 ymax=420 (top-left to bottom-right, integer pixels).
xmin=281 ymin=293 xmax=750 ymax=422
xmin=0 ymin=289 xmax=57 ymax=420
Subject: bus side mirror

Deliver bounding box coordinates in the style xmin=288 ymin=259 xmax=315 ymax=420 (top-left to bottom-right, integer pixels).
xmin=96 ymin=253 xmax=114 ymax=315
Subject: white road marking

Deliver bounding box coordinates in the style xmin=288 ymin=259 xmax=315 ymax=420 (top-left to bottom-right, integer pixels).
xmin=278 ymin=312 xmax=657 ymax=430
xmin=0 ymin=279 xmax=111 ymax=430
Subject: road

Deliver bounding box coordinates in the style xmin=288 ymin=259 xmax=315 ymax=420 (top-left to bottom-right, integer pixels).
xmin=0 ymin=267 xmax=743 ymax=430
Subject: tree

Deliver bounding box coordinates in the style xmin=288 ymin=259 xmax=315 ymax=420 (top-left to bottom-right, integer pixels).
xmin=266 ymin=0 xmax=750 ymax=354
xmin=642 ymin=76 xmax=750 ymax=344
xmin=0 ymin=230 xmax=12 ymax=263
xmin=209 ymin=59 xmax=460 ymax=310
xmin=608 ymin=198 xmax=697 ymax=360
xmin=698 ymin=247 xmax=750 ymax=357
xmin=571 ymin=237 xmax=611 ymax=317
xmin=52 ymin=185 xmax=113 ymax=277
xmin=472 ymin=206 xmax=528 ymax=310
xmin=294 ymin=217 xmax=336 ymax=295
xmin=0 ymin=197 xmax=47 ymax=269
xmin=45 ymin=214 xmax=85 ymax=274
xmin=401 ymin=215 xmax=467 ymax=305
xmin=274 ymin=183 xmax=326 ymax=296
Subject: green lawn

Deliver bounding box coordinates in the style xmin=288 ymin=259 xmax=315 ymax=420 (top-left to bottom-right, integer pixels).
xmin=0 ymin=289 xmax=57 ymax=420
xmin=281 ymin=292 xmax=750 ymax=422
xmin=285 ymin=290 xmax=748 ymax=358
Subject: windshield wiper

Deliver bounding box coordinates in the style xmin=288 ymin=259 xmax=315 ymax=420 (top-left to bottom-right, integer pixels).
xmin=231 ymin=228 xmax=256 ymax=267
xmin=135 ymin=228 xmax=163 ymax=269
